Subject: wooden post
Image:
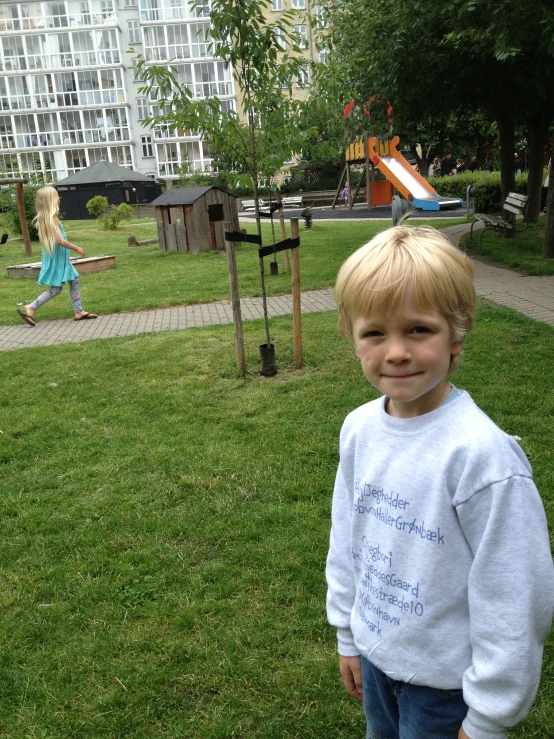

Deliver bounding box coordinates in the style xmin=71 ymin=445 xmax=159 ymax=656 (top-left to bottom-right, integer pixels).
xmin=290 ymin=217 xmax=302 ymax=369
xmin=332 ymin=164 xmax=347 ymax=209
xmin=365 ymin=136 xmax=372 ymax=210
xmin=16 ymin=182 xmax=32 ymax=257
xmin=352 ymin=166 xmax=365 ymax=207
xmin=276 ymin=189 xmax=290 ymax=274
xmin=224 ymin=221 xmax=246 ymax=376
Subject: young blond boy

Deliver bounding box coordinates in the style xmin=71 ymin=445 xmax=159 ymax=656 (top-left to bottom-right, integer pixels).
xmin=326 ymin=226 xmax=554 ymax=739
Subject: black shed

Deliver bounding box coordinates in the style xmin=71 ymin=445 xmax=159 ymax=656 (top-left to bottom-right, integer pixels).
xmin=150 ymin=186 xmax=239 ymax=253
xmin=55 ymin=161 xmax=162 ymax=220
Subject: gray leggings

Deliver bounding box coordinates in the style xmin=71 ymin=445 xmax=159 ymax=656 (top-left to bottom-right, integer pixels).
xmin=30 ymin=278 xmax=82 ymax=313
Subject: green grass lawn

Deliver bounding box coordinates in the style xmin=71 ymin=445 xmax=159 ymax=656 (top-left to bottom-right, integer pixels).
xmin=462 ymin=215 xmax=554 ymax=275
xmin=2 ymin=217 xmax=465 ymax=326
xmin=1 ymin=304 xmax=553 ymax=737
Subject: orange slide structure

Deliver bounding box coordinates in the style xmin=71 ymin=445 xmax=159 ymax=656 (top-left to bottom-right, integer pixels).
xmin=368 ymin=136 xmax=463 ymax=211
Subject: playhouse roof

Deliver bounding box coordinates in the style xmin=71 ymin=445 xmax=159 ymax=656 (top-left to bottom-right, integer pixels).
xmin=55 ymin=161 xmax=158 ymax=186
xmin=150 ymin=186 xmax=234 ymax=207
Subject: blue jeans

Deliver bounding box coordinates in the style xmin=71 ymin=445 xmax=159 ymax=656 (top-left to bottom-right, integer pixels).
xmin=362 ymin=657 xmax=467 ymax=739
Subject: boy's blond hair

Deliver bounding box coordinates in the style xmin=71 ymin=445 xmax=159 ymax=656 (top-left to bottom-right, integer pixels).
xmin=335 ymin=226 xmax=476 ymax=371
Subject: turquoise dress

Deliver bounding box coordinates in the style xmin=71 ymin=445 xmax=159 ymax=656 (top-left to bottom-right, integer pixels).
xmin=38 ymin=222 xmax=79 ymax=287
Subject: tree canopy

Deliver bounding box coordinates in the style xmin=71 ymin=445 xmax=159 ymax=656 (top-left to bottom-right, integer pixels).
xmin=320 ymin=0 xmax=554 ymax=252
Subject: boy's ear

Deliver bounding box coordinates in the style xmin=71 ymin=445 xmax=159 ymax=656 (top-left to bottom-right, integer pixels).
xmin=451 ymin=337 xmax=464 ymax=356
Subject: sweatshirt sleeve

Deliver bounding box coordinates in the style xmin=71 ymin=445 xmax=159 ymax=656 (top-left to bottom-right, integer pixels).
xmin=455 ymin=475 xmax=554 ymax=739
xmin=326 ymin=461 xmax=359 ymax=657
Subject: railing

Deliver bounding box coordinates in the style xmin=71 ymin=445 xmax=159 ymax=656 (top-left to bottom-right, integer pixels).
xmin=0 ymin=92 xmax=125 ymax=110
xmin=140 ymin=5 xmax=210 ymax=22
xmin=194 ymin=81 xmax=232 ymax=97
xmin=0 ymin=50 xmax=121 ymax=72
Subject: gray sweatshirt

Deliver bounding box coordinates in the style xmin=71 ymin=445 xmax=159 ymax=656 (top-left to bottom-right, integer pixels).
xmin=326 ymin=392 xmax=554 ymax=739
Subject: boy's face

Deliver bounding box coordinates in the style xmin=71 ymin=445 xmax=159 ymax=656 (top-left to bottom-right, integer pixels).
xmin=352 ymin=302 xmax=463 ymax=419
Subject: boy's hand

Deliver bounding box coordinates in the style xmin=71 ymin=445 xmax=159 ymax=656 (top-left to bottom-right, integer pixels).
xmin=458 ymin=728 xmax=470 ymax=739
xmin=339 ymin=655 xmax=363 ymax=701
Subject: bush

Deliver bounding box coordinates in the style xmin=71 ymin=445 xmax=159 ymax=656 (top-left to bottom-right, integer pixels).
xmin=280 ymin=168 xmax=343 ymax=193
xmin=427 ymin=171 xmax=527 ymax=213
xmin=86 ymin=195 xmax=109 ymax=218
xmin=86 ymin=196 xmax=135 ymax=230
xmin=0 ymin=183 xmax=39 ymax=241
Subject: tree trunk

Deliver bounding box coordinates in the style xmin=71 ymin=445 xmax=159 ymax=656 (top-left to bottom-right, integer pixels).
xmin=496 ymin=110 xmax=515 ymax=204
xmin=526 ymin=112 xmax=551 ymax=224
xmin=476 ymin=144 xmax=486 ymax=169
xmin=494 ymin=109 xmax=516 ymax=237
xmin=414 ymin=144 xmax=436 ymax=178
xmin=543 ymin=174 xmax=554 ymax=259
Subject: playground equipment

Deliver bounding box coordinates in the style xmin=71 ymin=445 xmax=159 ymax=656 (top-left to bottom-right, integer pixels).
xmin=333 ymin=135 xmax=392 ymax=210
xmin=368 ymin=137 xmax=463 ymax=211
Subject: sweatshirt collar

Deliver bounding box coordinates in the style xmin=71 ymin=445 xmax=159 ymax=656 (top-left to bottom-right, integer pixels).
xmin=378 ymin=391 xmax=471 ymax=435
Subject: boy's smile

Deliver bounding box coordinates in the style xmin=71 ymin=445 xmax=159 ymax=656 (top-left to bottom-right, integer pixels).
xmin=353 ymin=304 xmax=463 ymax=418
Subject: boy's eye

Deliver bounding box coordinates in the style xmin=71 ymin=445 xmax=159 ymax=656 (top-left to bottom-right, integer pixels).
xmin=361 ymin=330 xmax=383 ymax=338
xmin=411 ymin=326 xmax=432 ymax=334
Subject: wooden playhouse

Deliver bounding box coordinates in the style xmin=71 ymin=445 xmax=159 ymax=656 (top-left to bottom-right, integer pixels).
xmin=150 ymin=186 xmax=239 ymax=253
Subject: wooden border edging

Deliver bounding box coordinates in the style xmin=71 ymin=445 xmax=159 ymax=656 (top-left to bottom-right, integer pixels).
xmin=7 ymin=255 xmax=116 ymax=278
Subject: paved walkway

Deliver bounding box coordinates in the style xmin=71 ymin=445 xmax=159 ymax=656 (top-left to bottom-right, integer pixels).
xmin=2 ymin=222 xmax=553 ymax=352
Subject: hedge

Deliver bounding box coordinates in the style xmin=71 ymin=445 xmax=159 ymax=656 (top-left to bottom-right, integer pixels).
xmin=428 ymin=171 xmax=528 ymax=213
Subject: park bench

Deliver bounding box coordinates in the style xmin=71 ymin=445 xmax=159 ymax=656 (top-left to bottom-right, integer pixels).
xmin=241 ymin=195 xmax=303 ymax=213
xmin=241 ymin=199 xmax=264 ymax=212
xmin=471 ymin=192 xmax=528 ymax=250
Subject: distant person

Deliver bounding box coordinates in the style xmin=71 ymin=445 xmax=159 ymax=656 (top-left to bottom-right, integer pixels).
xmin=514 ymin=152 xmax=524 ymax=175
xmin=440 ymin=152 xmax=452 ymax=176
xmin=542 ymin=159 xmax=550 ymax=212
xmin=483 ymin=157 xmax=493 ymax=172
xmin=468 ymin=156 xmax=479 ymax=172
xmin=342 ymin=184 xmax=349 ymax=207
xmin=455 ymin=158 xmax=466 ymax=174
xmin=326 ymin=225 xmax=554 ymax=739
xmin=16 ymin=187 xmax=97 ymax=327
xmin=428 ymin=157 xmax=441 ymax=177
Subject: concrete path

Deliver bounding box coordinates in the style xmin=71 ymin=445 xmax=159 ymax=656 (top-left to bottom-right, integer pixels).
xmin=2 ymin=222 xmax=553 ymax=352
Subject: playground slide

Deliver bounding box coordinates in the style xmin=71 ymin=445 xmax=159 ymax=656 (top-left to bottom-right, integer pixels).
xmin=368 ymin=136 xmax=463 ymax=211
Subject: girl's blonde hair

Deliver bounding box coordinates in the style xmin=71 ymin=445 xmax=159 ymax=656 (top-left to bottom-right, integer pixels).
xmin=33 ymin=186 xmax=62 ymax=256
xmin=335 ymin=226 xmax=476 ymax=372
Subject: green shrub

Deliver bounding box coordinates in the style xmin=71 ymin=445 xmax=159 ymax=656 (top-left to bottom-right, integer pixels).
xmin=110 ymin=202 xmax=134 ymax=229
xmin=428 ymin=171 xmax=527 ymax=213
xmin=86 ymin=195 xmax=109 ymax=218
xmin=86 ymin=196 xmax=135 ymax=229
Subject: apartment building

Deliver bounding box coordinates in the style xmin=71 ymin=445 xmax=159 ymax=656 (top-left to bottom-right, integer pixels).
xmin=0 ymin=0 xmax=322 ymax=183
xmin=0 ymin=0 xmax=236 ymax=182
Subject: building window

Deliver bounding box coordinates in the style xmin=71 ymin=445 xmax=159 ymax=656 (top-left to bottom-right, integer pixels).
xmin=318 ymin=42 xmax=330 ymax=65
xmin=296 ymin=64 xmax=310 ymax=88
xmin=141 ymin=135 xmax=154 ymax=157
xmin=271 ymin=0 xmax=283 ymax=9
xmin=137 ymin=98 xmax=149 ymax=120
xmin=315 ymin=4 xmax=328 ymax=29
xmin=291 ymin=0 xmax=305 ymax=8
xmin=100 ymin=0 xmax=115 ymax=21
xmin=125 ymin=0 xmax=138 ymax=6
xmin=274 ymin=27 xmax=286 ymax=51
xmin=128 ymin=20 xmax=141 ymax=44
xmin=294 ymin=25 xmax=308 ymax=49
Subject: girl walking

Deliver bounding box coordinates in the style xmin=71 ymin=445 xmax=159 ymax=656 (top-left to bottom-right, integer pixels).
xmin=17 ymin=187 xmax=97 ymax=326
